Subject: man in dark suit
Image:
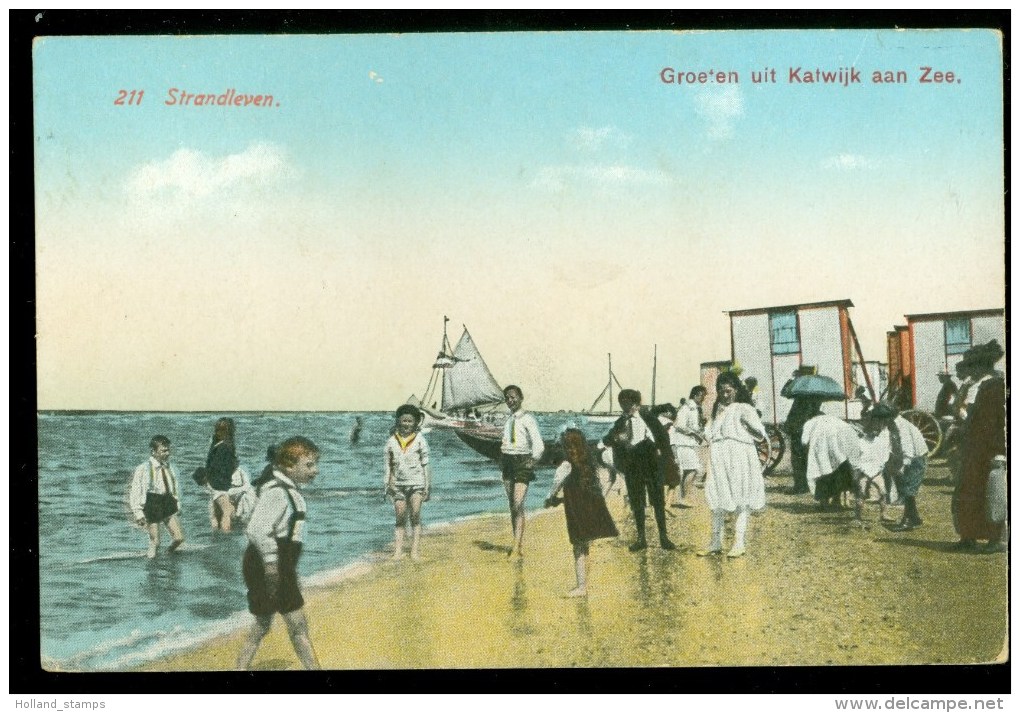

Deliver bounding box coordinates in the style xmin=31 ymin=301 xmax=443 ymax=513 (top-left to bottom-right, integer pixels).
xmin=601 ymin=389 xmax=676 ymax=551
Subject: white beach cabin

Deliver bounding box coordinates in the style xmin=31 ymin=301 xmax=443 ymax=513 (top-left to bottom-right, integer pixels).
xmin=727 ymin=299 xmax=873 ymax=425
xmin=889 ymin=308 xmax=1005 ymax=411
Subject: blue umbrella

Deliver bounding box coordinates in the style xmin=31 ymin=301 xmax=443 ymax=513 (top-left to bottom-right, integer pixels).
xmin=783 ymin=374 xmax=846 ymax=401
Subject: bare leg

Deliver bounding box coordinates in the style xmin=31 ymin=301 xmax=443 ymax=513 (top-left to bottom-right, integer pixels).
xmin=876 ymin=481 xmax=889 ymax=522
xmin=215 ymin=495 xmax=235 ymax=532
xmin=511 ymin=482 xmax=529 ymax=556
xmin=408 ymin=492 xmax=424 ymax=560
xmin=166 ymin=515 xmax=185 ymax=551
xmin=568 ymin=542 xmax=589 ymax=596
xmin=146 ymin=523 xmax=160 ymax=558
xmin=392 ymin=499 xmax=407 ymax=559
xmin=282 ymin=609 xmax=320 ymax=670
xmin=236 ymin=614 xmax=273 ymax=670
xmin=503 ymin=479 xmax=516 ymax=554
xmin=853 ymin=475 xmax=870 ymax=527
xmin=680 ymin=470 xmax=697 ymax=504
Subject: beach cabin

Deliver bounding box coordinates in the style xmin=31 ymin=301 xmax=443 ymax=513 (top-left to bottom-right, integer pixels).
xmin=886 ymin=326 xmax=913 ymax=410
xmin=889 ymin=308 xmax=1005 ymax=411
xmin=727 ymin=299 xmax=871 ymax=424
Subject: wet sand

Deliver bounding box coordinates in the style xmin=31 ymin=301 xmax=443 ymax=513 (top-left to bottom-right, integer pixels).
xmin=143 ymin=462 xmax=1007 ymax=670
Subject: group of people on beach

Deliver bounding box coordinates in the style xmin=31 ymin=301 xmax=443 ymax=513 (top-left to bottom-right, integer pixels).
xmin=126 ymin=338 xmax=1005 ymax=669
xmin=786 ymin=339 xmax=1007 ymax=555
xmin=491 ymin=376 xmax=768 ymax=593
xmin=128 ymin=418 xmax=324 ymax=668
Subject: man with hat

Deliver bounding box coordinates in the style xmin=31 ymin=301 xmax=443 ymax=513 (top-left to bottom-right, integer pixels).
xmin=952 ymin=340 xmax=1007 ymax=553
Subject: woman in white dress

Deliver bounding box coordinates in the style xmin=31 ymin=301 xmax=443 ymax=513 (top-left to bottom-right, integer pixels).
xmin=698 ymin=371 xmax=767 ymax=558
xmin=672 ymin=386 xmax=707 ymax=507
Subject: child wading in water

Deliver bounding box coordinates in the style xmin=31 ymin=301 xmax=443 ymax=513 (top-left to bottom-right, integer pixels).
xmin=545 ymin=428 xmax=618 ymax=597
xmin=384 ymin=404 xmax=431 ymax=560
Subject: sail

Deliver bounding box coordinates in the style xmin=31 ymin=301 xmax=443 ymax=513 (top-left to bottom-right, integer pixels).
xmin=442 ymin=328 xmax=505 ymax=411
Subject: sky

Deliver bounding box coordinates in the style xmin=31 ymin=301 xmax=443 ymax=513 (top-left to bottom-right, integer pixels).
xmin=33 ymin=29 xmax=1006 ymax=411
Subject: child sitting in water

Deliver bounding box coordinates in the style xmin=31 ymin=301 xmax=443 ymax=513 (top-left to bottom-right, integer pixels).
xmin=545 ymin=428 xmax=618 ymax=597
xmin=384 ymin=404 xmax=432 ymax=560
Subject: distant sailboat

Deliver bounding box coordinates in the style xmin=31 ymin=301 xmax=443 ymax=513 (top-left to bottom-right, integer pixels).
xmin=583 ymin=354 xmax=625 ymax=423
xmin=411 ymin=317 xmax=507 ymax=430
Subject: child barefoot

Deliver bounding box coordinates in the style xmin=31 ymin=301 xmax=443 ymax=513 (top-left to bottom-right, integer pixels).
xmin=545 ymin=428 xmax=618 ymax=597
xmin=384 ymin=404 xmax=431 ymax=560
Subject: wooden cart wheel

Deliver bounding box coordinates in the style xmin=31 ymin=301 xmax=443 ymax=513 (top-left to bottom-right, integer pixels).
xmin=899 ymin=409 xmax=943 ymax=459
xmin=757 ymin=424 xmax=786 ymax=475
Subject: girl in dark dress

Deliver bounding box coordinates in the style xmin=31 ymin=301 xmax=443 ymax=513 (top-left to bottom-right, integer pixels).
xmin=206 ymin=417 xmax=239 ymax=531
xmin=545 ymin=428 xmax=618 ymax=597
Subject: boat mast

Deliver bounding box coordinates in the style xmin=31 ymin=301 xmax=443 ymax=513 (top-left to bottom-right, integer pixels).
xmin=651 ymin=344 xmax=658 ymax=406
xmin=421 ymin=316 xmax=452 ymax=411
xmin=440 ymin=316 xmax=450 ymax=410
xmin=608 ymin=353 xmax=613 ymax=412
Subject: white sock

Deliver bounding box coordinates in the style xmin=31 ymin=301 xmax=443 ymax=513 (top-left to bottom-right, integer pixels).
xmin=710 ymin=510 xmax=725 ymax=550
xmin=734 ymin=508 xmax=749 ymax=549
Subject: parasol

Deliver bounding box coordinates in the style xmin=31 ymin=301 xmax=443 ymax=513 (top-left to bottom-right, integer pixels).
xmin=783 ymin=374 xmax=846 ymax=401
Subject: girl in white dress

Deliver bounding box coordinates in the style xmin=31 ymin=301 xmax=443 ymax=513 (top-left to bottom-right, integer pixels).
xmin=698 ymin=372 xmax=767 ymax=558
xmin=672 ymin=386 xmax=707 ymax=506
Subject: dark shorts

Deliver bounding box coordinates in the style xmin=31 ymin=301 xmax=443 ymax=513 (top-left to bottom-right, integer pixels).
xmin=143 ymin=492 xmax=179 ymax=523
xmin=243 ymin=542 xmax=304 ymax=617
xmin=501 ymin=453 xmax=536 ymax=484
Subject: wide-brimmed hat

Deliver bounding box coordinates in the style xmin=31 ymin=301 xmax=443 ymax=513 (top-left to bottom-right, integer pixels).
xmin=868 ymin=402 xmax=898 ymax=419
xmin=960 ymin=340 xmax=1004 ymax=369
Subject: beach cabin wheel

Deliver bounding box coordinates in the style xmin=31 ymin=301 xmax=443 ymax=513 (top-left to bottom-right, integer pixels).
xmin=899 ymin=410 xmax=943 ymax=459
xmin=757 ymin=424 xmax=785 ymax=475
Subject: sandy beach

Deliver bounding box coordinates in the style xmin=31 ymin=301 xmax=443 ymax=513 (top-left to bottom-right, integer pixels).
xmin=142 ymin=462 xmax=1007 ymax=671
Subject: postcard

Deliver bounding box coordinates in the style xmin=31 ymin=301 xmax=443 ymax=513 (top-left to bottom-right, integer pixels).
xmin=27 ymin=21 xmax=1007 ymax=689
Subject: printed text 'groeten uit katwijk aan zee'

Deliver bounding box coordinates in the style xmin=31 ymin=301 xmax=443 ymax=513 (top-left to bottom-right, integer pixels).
xmin=109 ymin=64 xmax=961 ymax=109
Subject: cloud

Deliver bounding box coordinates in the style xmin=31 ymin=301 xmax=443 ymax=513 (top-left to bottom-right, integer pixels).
xmin=567 ymin=125 xmax=631 ymax=152
xmin=532 ymin=163 xmax=672 ymax=192
xmin=693 ymin=86 xmax=744 ymax=139
xmin=822 ymin=153 xmax=878 ymax=171
xmin=126 ymin=142 xmax=294 ymax=199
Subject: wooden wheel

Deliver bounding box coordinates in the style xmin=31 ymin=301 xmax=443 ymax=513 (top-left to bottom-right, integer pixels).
xmin=757 ymin=424 xmax=786 ymax=474
xmin=899 ymin=410 xmax=943 ymax=458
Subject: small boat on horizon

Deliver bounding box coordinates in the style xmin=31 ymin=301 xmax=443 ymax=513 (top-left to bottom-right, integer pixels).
xmin=582 ymin=353 xmax=625 ymax=423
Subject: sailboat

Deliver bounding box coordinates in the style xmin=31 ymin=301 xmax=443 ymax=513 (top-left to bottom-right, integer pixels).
xmin=411 ymin=317 xmax=507 ymax=430
xmin=583 ymin=354 xmax=625 ymax=423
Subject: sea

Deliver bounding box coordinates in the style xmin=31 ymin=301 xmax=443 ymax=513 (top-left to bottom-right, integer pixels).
xmin=37 ymin=410 xmax=595 ymax=671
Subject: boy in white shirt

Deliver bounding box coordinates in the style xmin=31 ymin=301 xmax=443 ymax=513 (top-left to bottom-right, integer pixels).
xmin=236 ymin=436 xmax=321 ymax=670
xmin=500 ymin=385 xmax=545 ymax=557
xmin=128 ymin=435 xmax=185 ymax=559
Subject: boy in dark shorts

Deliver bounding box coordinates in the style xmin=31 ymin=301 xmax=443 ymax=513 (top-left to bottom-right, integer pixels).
xmin=236 ymin=436 xmax=321 ymax=670
xmin=500 ymin=385 xmax=545 ymax=557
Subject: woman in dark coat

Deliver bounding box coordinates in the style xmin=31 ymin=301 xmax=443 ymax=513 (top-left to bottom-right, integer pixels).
xmin=952 ymin=341 xmax=1007 ymax=553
